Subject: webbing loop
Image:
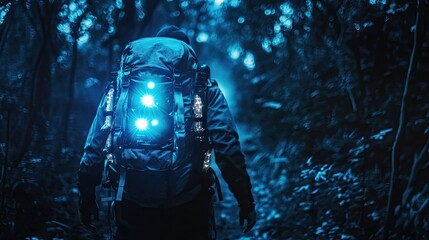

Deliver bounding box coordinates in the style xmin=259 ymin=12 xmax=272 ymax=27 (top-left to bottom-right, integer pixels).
xmin=115 ymin=167 xmax=126 ymax=202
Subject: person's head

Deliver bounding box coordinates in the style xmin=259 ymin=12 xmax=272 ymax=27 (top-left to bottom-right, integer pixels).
xmin=156 ymin=25 xmax=190 ymax=45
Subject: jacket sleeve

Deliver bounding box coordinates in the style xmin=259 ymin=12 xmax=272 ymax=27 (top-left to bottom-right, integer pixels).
xmin=78 ymin=94 xmax=110 ymax=188
xmin=207 ymin=83 xmax=255 ymax=213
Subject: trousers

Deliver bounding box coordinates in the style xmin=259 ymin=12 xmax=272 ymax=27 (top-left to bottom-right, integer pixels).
xmin=114 ymin=192 xmax=212 ymax=240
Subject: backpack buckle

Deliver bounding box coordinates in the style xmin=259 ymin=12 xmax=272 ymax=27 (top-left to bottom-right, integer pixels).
xmin=121 ymin=77 xmax=130 ymax=87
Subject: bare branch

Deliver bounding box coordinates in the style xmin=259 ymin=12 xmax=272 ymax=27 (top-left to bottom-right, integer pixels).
xmin=384 ymin=0 xmax=422 ymax=237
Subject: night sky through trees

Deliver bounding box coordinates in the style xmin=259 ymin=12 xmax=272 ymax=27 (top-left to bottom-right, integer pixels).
xmin=1 ymin=0 xmax=429 ymax=239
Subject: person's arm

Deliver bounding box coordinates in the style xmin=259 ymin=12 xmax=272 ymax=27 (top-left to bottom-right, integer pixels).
xmin=78 ymin=93 xmax=110 ymax=184
xmin=206 ymin=82 xmax=256 ymax=232
xmin=77 ymin=94 xmax=110 ymax=231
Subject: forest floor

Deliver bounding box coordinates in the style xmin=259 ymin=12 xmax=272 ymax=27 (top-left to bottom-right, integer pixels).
xmin=214 ymin=124 xmax=287 ymax=240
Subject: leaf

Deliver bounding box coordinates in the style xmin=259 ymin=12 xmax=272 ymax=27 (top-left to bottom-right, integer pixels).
xmin=370 ymin=128 xmax=393 ymax=140
xmin=262 ymin=101 xmax=282 ymax=109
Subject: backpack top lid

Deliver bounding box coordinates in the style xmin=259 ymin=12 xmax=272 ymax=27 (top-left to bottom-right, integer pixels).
xmin=120 ymin=37 xmax=198 ymax=79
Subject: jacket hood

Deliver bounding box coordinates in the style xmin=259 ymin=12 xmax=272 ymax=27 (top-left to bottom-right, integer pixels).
xmin=155 ymin=25 xmax=190 ymax=45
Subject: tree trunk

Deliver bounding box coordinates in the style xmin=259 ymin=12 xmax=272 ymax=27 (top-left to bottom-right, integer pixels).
xmin=52 ymin=8 xmax=87 ymax=158
xmin=384 ymin=0 xmax=421 ymax=238
xmin=62 ymin=38 xmax=78 ymax=148
xmin=15 ymin=27 xmax=49 ymax=166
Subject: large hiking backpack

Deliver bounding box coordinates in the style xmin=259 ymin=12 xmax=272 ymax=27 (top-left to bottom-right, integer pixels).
xmin=104 ymin=37 xmax=213 ymax=208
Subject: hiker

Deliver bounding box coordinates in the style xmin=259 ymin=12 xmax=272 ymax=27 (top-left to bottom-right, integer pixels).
xmin=77 ymin=25 xmax=256 ymax=240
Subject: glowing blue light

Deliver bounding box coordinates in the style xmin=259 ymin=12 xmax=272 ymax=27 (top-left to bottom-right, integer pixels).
xmin=262 ymin=38 xmax=272 ymax=53
xmin=264 ymin=9 xmax=275 ymax=15
xmin=82 ymin=18 xmax=93 ymax=29
xmin=228 ymin=45 xmax=242 ymax=60
xmin=284 ymin=19 xmax=293 ymax=30
xmin=151 ymin=119 xmax=159 ymax=127
xmin=230 ymin=50 xmax=240 ymax=59
xmin=243 ymin=52 xmax=255 ymax=70
xmin=214 ymin=0 xmax=224 ymax=6
xmin=135 ymin=118 xmax=148 ymax=130
xmin=69 ymin=3 xmax=77 ymax=11
xmin=141 ymin=94 xmax=155 ymax=107
xmin=180 ymin=1 xmax=189 ymax=8
xmin=280 ymin=3 xmax=294 ymax=15
xmin=272 ymin=33 xmax=285 ymax=46
xmin=57 ymin=23 xmax=71 ymax=34
xmin=274 ymin=23 xmax=281 ymax=33
xmin=147 ymin=81 xmax=155 ymax=89
xmin=230 ymin=0 xmax=240 ymax=7
xmin=196 ymin=32 xmax=209 ymax=43
xmin=116 ymin=0 xmax=123 ymax=9
xmin=78 ymin=33 xmax=89 ymax=45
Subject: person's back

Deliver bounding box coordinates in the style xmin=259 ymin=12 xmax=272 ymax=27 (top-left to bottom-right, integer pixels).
xmin=78 ymin=25 xmax=256 ymax=240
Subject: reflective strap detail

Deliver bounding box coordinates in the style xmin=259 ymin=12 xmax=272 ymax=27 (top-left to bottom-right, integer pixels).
xmin=173 ymin=74 xmax=185 ymax=154
xmin=116 ymin=167 xmax=126 ymax=202
xmin=114 ymin=67 xmax=129 ymax=133
xmin=114 ymin=87 xmax=128 ymax=132
xmin=194 ymin=64 xmax=209 ymax=140
xmin=201 ymin=86 xmax=208 ymax=137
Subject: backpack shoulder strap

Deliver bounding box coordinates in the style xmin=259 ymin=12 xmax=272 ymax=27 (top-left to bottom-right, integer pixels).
xmin=197 ymin=64 xmax=224 ymax=203
xmin=195 ymin=64 xmax=210 ymax=143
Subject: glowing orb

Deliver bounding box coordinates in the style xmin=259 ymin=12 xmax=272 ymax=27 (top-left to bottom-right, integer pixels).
xmin=151 ymin=119 xmax=159 ymax=127
xmin=135 ymin=118 xmax=149 ymax=130
xmin=141 ymin=95 xmax=155 ymax=107
xmin=147 ymin=81 xmax=155 ymax=89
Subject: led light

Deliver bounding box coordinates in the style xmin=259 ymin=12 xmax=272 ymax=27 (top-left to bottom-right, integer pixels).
xmin=147 ymin=81 xmax=155 ymax=89
xmin=135 ymin=118 xmax=149 ymax=130
xmin=151 ymin=119 xmax=159 ymax=127
xmin=141 ymin=94 xmax=155 ymax=107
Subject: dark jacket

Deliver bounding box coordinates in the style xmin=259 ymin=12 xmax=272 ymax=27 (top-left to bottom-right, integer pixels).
xmin=78 ymin=37 xmax=254 ymax=213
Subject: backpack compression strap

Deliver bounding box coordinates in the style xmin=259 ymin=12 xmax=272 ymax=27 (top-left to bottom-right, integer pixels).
xmin=173 ymin=71 xmax=186 ymax=153
xmin=113 ymin=66 xmax=130 ymax=158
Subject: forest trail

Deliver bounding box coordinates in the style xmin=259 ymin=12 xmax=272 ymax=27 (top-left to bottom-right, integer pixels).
xmin=213 ymin=123 xmax=282 ymax=240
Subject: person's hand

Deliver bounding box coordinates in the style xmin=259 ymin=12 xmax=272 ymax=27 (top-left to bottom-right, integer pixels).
xmin=239 ymin=209 xmax=257 ymax=233
xmin=77 ymin=165 xmax=103 ymax=233
xmin=79 ymin=198 xmax=99 ymax=233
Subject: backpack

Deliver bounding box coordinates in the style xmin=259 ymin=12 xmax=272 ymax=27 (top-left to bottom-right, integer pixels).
xmin=102 ymin=37 xmax=216 ymax=208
